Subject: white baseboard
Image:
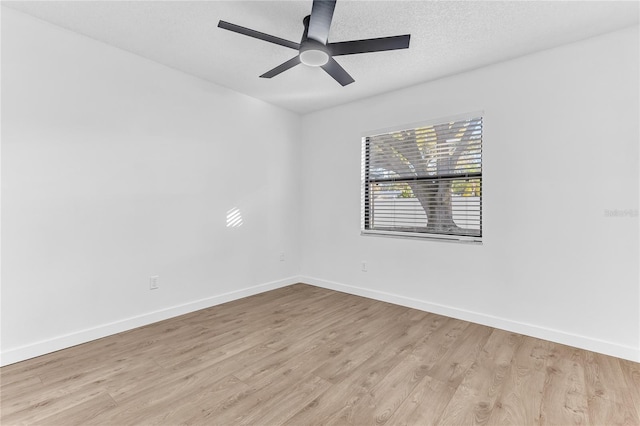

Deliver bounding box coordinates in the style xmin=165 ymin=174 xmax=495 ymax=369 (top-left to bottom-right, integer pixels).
xmin=0 ymin=276 xmax=302 ymax=367
xmin=301 ymin=276 xmax=640 ymax=363
xmin=4 ymin=275 xmax=637 ymax=366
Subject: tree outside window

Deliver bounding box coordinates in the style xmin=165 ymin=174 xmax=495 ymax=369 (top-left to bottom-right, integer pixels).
xmin=363 ymin=116 xmax=482 ymax=241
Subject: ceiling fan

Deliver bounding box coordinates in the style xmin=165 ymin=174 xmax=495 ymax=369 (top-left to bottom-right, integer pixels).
xmin=218 ymin=0 xmax=411 ymax=86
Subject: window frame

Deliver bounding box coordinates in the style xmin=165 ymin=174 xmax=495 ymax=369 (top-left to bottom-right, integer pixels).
xmin=361 ymin=112 xmax=483 ymax=244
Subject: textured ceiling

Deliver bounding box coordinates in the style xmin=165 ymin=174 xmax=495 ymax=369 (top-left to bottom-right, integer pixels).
xmin=3 ymin=1 xmax=639 ymax=114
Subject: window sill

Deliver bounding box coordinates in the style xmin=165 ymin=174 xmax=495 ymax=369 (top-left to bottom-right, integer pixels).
xmin=361 ymin=230 xmax=482 ymax=245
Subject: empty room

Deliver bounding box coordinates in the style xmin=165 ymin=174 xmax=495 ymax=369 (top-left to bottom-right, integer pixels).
xmin=1 ymin=0 xmax=639 ymax=424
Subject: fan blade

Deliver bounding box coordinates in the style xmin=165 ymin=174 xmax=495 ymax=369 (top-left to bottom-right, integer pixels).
xmin=218 ymin=21 xmax=300 ymax=50
xmin=329 ymin=34 xmax=410 ymax=56
xmin=307 ymin=0 xmax=336 ymax=44
xmin=260 ymin=56 xmax=301 ymax=78
xmin=321 ymin=57 xmax=354 ymax=86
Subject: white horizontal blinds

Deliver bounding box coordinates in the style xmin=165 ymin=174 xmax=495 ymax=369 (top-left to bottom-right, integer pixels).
xmin=364 ymin=117 xmax=482 ymax=239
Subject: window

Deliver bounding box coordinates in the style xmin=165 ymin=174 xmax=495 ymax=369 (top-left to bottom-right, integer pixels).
xmin=362 ymin=114 xmax=483 ymax=242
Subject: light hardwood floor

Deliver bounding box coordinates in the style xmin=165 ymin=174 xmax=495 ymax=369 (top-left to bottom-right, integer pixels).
xmin=1 ymin=284 xmax=639 ymax=425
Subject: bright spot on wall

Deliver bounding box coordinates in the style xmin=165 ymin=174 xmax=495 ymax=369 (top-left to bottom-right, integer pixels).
xmin=226 ymin=207 xmax=243 ymax=228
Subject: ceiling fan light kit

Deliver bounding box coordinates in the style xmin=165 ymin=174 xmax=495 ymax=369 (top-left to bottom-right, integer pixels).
xmin=218 ymin=0 xmax=411 ymax=86
xmin=299 ymin=42 xmax=330 ymax=67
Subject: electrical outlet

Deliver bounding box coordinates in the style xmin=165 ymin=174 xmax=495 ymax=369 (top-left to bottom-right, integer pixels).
xmin=150 ymin=275 xmax=159 ymax=290
xmin=280 ymin=252 xmax=285 ymax=262
xmin=361 ymin=261 xmax=367 ymax=272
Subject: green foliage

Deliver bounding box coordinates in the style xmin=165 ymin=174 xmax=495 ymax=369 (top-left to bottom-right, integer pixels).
xmin=452 ymin=178 xmax=481 ymax=196
xmin=399 ymin=186 xmax=414 ymax=198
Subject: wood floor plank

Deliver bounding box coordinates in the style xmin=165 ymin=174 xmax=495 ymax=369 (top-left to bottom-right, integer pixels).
xmin=236 ymin=374 xmax=331 ymax=426
xmin=583 ymin=351 xmax=640 ymax=425
xmin=384 ymin=374 xmax=456 ymax=426
xmin=100 ymin=357 xmax=169 ymax=403
xmin=112 ymin=374 xmax=248 ymax=425
xmin=262 ymin=294 xmax=389 ymax=353
xmin=539 ymin=345 xmax=591 ymax=426
xmin=417 ymin=320 xmax=494 ymax=388
xmin=311 ymin=308 xmax=431 ymax=384
xmin=1 ymin=284 xmax=638 ymax=426
xmin=437 ymin=329 xmax=522 ymax=426
xmin=0 ymin=354 xmax=156 ymax=414
xmin=0 ymin=373 xmax=42 ymax=395
xmin=196 ymin=368 xmax=324 ymax=424
xmin=321 ymin=353 xmax=430 ymax=425
xmin=1 ymin=383 xmax=110 ymax=425
xmin=281 ymin=346 xmax=409 ymax=425
xmin=619 ymin=359 xmax=640 ymax=419
xmin=29 ymin=392 xmax=118 ymax=426
xmin=484 ymin=334 xmax=553 ymax=425
xmin=148 ymin=324 xmax=272 ymax=370
xmin=227 ymin=296 xmax=385 ymax=385
xmin=283 ymin=313 xmax=459 ymax=424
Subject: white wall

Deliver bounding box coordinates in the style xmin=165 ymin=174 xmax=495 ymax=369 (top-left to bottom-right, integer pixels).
xmin=299 ymin=26 xmax=640 ymax=362
xmin=1 ymin=8 xmax=301 ymax=365
xmin=2 ymin=7 xmax=638 ymax=366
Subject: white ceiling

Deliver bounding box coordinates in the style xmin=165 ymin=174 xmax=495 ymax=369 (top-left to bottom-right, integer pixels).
xmin=4 ymin=1 xmax=639 ymax=114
